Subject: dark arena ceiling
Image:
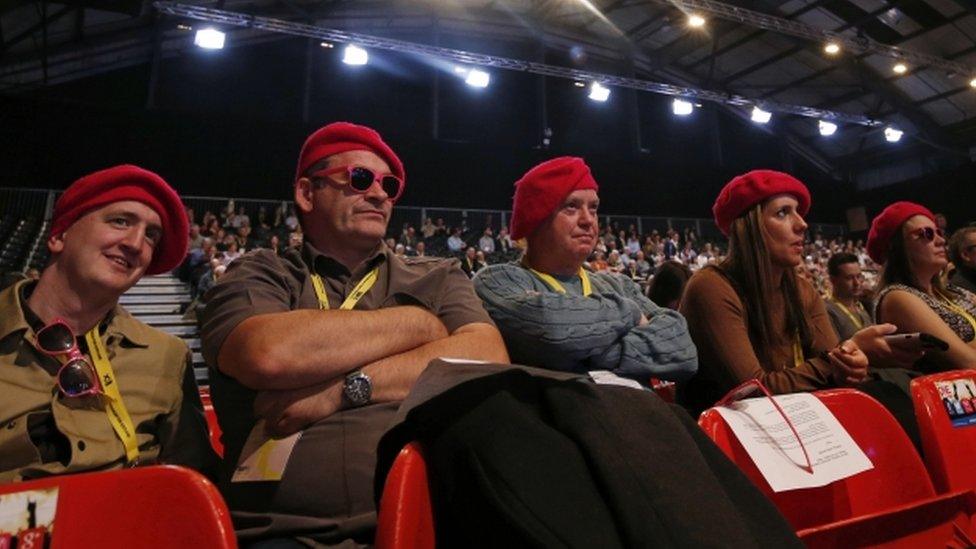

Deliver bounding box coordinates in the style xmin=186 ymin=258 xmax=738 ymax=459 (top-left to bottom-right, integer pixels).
xmin=3 ymin=0 xmax=976 ymax=197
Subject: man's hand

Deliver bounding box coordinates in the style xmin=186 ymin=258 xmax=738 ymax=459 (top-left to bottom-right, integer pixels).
xmin=827 ymin=339 xmax=869 ymax=387
xmin=851 ymin=323 xmax=925 ymax=369
xmin=254 ymin=378 xmax=344 ymax=437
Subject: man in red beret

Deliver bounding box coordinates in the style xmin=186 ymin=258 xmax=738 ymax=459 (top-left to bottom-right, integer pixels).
xmin=199 ymin=121 xmax=508 ymax=544
xmin=0 ymin=164 xmax=216 ymax=482
xmin=474 ymin=156 xmax=697 ymax=383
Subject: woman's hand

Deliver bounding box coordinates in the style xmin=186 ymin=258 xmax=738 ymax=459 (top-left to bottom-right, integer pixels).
xmin=851 ymin=323 xmax=925 ymax=369
xmin=826 ymin=338 xmax=870 ymax=387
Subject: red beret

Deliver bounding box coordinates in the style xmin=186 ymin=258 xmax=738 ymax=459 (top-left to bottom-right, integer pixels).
xmin=295 ymin=122 xmax=405 ymax=186
xmin=867 ymin=201 xmax=936 ymax=264
xmin=510 ymin=157 xmax=599 ymax=240
xmin=712 ymin=169 xmax=811 ymax=236
xmin=50 ymin=165 xmax=189 ymax=275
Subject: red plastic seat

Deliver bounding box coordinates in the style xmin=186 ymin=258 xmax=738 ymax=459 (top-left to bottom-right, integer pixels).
xmin=911 ymin=370 xmax=976 ymax=494
xmin=375 ymin=442 xmax=435 ymax=549
xmin=0 ymin=465 xmax=236 ymax=548
xmin=699 ymin=388 xmax=976 ymax=548
xmin=199 ymin=387 xmax=224 ymax=457
xmin=650 ymin=378 xmax=676 ymax=403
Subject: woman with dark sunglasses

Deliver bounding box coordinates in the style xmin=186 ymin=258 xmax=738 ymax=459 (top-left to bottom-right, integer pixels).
xmin=869 ymin=202 xmax=976 ymax=371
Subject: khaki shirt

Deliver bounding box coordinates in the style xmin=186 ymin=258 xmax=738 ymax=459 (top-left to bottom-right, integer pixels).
xmin=0 ymin=280 xmax=215 ymax=482
xmin=200 ymin=242 xmax=494 ymax=473
xmin=825 ymin=298 xmax=873 ymax=341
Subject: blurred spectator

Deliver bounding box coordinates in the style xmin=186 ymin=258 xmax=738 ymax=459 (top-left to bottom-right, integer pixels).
xmin=498 ymin=227 xmax=514 ymax=253
xmin=414 ymin=241 xmax=427 ymax=257
xmin=25 ymin=268 xmax=40 ymax=280
xmin=607 ymin=250 xmax=624 ymax=273
xmin=948 ymin=226 xmax=976 ymax=294
xmin=648 ymin=261 xmax=692 ymax=310
xmin=188 ymin=223 xmax=204 ymax=250
xmin=447 ymin=228 xmax=465 ymax=253
xmin=288 ymin=231 xmax=303 ymax=251
xmin=421 ymin=217 xmax=436 ymax=238
xmin=590 ymin=250 xmax=608 ymax=272
xmin=461 ymin=247 xmax=483 ymax=278
xmin=825 ymin=252 xmax=872 ymax=341
xmin=394 ymin=243 xmax=407 ymax=257
xmin=479 ymin=228 xmax=496 ymax=254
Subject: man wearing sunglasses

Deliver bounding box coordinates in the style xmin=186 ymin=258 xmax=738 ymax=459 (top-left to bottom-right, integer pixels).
xmin=199 ymin=121 xmax=508 ymax=545
xmin=0 ymin=165 xmax=216 ymax=483
xmin=473 ymin=156 xmax=698 ymax=384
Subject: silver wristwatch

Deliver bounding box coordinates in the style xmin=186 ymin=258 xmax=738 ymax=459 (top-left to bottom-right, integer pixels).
xmin=343 ymin=370 xmax=372 ymax=407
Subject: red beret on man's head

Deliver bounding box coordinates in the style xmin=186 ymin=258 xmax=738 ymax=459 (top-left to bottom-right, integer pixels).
xmin=712 ymin=169 xmax=811 ymax=236
xmin=866 ymin=201 xmax=936 ymax=264
xmin=510 ymin=157 xmax=599 ymax=240
xmin=295 ymin=121 xmax=405 ymax=185
xmin=50 ymin=165 xmax=188 ymax=275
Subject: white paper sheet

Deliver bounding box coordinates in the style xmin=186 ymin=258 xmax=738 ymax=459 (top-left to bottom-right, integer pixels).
xmin=232 ymin=420 xmax=302 ymax=482
xmin=588 ymin=370 xmax=645 ymax=390
xmin=715 ymin=393 xmax=873 ymax=492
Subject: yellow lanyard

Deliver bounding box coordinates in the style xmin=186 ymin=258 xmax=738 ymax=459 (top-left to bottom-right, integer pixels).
xmin=310 ymin=268 xmax=379 ymax=310
xmin=939 ymin=292 xmax=976 ymax=334
xmin=792 ymin=332 xmax=804 ymax=369
xmin=528 ymin=267 xmax=592 ymax=296
xmin=831 ymin=298 xmax=864 ymax=330
xmin=84 ymin=328 xmax=139 ymax=464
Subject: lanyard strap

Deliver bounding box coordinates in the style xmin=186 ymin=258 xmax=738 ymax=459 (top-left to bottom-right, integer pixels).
xmin=831 ymin=298 xmax=864 ymax=330
xmin=84 ymin=328 xmax=139 ymax=464
xmin=310 ymin=268 xmax=379 ymax=310
xmin=792 ymin=332 xmax=804 ymax=369
xmin=528 ymin=267 xmax=592 ymax=296
xmin=939 ymin=292 xmax=976 ymax=335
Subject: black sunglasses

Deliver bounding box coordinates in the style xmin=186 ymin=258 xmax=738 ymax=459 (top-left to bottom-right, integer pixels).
xmin=911 ymin=227 xmax=945 ymax=242
xmin=311 ymin=165 xmax=404 ymax=202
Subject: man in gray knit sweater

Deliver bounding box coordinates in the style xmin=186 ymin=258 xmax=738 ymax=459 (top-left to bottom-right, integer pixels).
xmin=474 ymin=157 xmax=698 ymax=383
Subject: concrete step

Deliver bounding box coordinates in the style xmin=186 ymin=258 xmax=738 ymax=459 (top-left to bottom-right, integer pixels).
xmin=119 ymin=295 xmax=191 ymax=305
xmin=194 ymin=367 xmax=209 ymax=384
xmin=124 ymin=304 xmax=184 ymax=314
xmin=124 ymin=286 xmax=191 ymax=297
xmin=135 ymin=276 xmax=185 ymax=286
xmin=182 ymin=337 xmax=201 ymax=350
xmin=131 ymin=314 xmax=195 ymax=326
xmin=192 ymin=352 xmax=204 ymax=366
xmin=158 ymin=324 xmax=198 ymax=336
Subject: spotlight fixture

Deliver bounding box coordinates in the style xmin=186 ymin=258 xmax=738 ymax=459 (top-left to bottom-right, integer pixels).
xmin=672 ymin=98 xmax=694 ymax=116
xmin=319 ymin=42 xmax=334 ymax=48
xmin=193 ymin=28 xmax=225 ymax=50
xmin=884 ymin=127 xmax=903 ymax=142
xmin=588 ymin=82 xmax=610 ymax=102
xmin=465 ymin=69 xmax=491 ymax=88
xmin=176 ymin=24 xmax=192 ymax=31
xmin=818 ymin=120 xmax=838 ymax=136
xmin=574 ymin=81 xmax=586 ymax=87
xmin=823 ymin=42 xmax=840 ymax=55
xmin=751 ymin=106 xmax=772 ymax=124
xmin=688 ymin=14 xmax=706 ymax=28
xmin=893 ymin=62 xmax=907 ymax=75
xmin=343 ymin=44 xmax=369 ymax=66
xmin=969 ymin=77 xmax=976 ymax=88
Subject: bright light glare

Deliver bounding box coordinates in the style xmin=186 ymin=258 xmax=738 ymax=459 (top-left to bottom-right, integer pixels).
xmin=672 ymin=99 xmax=694 ymax=116
xmin=588 ymin=82 xmax=610 ymax=102
xmin=194 ymin=28 xmax=225 ymax=50
xmin=465 ymin=69 xmax=490 ymax=88
xmin=893 ymin=62 xmax=907 ymax=74
xmin=343 ymin=45 xmax=369 ymax=66
xmin=751 ymin=106 xmax=772 ymax=124
xmin=818 ymin=120 xmax=837 ymax=136
xmin=688 ymin=14 xmax=706 ymax=28
xmin=824 ymin=42 xmax=840 ymax=55
xmin=969 ymin=77 xmax=976 ymax=88
xmin=884 ymin=127 xmax=903 ymax=142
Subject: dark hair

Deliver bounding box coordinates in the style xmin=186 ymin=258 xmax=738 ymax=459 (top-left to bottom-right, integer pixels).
xmin=648 ymin=261 xmax=692 ymax=309
xmin=827 ymin=252 xmax=859 ymax=277
xmin=720 ymin=204 xmax=812 ymax=364
xmin=948 ymin=227 xmax=976 ymax=265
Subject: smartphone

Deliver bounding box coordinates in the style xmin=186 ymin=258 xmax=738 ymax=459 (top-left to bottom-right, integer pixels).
xmin=883 ymin=332 xmax=950 ymax=351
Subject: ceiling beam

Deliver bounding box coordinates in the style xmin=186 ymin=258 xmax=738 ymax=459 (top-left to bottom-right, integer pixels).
xmin=0 ymin=4 xmax=73 ymax=56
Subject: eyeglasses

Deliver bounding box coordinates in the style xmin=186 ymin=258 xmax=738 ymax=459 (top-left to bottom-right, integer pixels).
xmin=310 ymin=165 xmax=404 ymax=202
xmin=910 ymin=226 xmax=945 ymax=242
xmin=35 ymin=319 xmax=101 ymax=398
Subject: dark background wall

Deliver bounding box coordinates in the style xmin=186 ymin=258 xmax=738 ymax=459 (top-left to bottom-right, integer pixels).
xmin=2 ymin=34 xmax=960 ymax=226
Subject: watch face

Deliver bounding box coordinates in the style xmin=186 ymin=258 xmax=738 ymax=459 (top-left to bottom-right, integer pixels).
xmin=344 ymin=373 xmax=372 ymax=406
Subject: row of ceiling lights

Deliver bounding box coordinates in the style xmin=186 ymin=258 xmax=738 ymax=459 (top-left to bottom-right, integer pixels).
xmin=186 ymin=24 xmax=906 ymax=143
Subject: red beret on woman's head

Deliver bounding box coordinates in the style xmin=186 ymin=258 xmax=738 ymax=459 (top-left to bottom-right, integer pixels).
xmin=50 ymin=165 xmax=189 ymax=275
xmin=866 ymin=201 xmax=936 ymax=264
xmin=295 ymin=121 xmax=404 ymax=185
xmin=712 ymin=169 xmax=811 ymax=236
xmin=509 ymin=157 xmax=599 ymax=240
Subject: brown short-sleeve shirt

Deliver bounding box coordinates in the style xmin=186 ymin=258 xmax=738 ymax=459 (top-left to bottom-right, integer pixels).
xmin=199 ymin=242 xmax=494 ymax=471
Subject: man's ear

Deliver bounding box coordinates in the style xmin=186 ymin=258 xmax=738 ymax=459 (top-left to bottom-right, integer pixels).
xmin=47 ymin=231 xmax=65 ymax=255
xmin=294 ymin=178 xmax=315 ymax=215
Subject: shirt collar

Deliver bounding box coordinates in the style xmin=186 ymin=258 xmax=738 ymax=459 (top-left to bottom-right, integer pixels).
xmin=0 ymin=279 xmax=31 ymax=341
xmin=301 ymin=240 xmax=388 ymax=280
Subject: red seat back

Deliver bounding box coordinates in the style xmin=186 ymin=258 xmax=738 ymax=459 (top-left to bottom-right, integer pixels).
xmin=911 ymin=370 xmax=976 ymax=493
xmin=699 ymin=388 xmax=935 ymax=530
xmin=375 ymin=442 xmax=435 ymax=549
xmin=199 ymin=387 xmax=224 ymax=458
xmin=0 ymin=465 xmax=236 ymax=549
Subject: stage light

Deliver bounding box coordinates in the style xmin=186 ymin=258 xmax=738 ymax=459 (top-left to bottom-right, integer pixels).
xmin=893 ymin=62 xmax=907 ymax=74
xmin=343 ymin=45 xmax=368 ymax=66
xmin=320 ymin=42 xmax=333 ymax=48
xmin=969 ymin=77 xmax=976 ymax=88
xmin=574 ymin=81 xmax=586 ymax=87
xmin=465 ymin=69 xmax=490 ymax=88
xmin=823 ymin=42 xmax=840 ymax=55
xmin=176 ymin=24 xmax=192 ymax=31
xmin=194 ymin=28 xmax=225 ymax=50
xmin=672 ymin=98 xmax=694 ymax=116
xmin=589 ymin=82 xmax=610 ymax=102
xmin=884 ymin=127 xmax=903 ymax=142
xmin=688 ymin=14 xmax=706 ymax=28
xmin=818 ymin=120 xmax=837 ymax=136
xmin=751 ymin=106 xmax=772 ymax=124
